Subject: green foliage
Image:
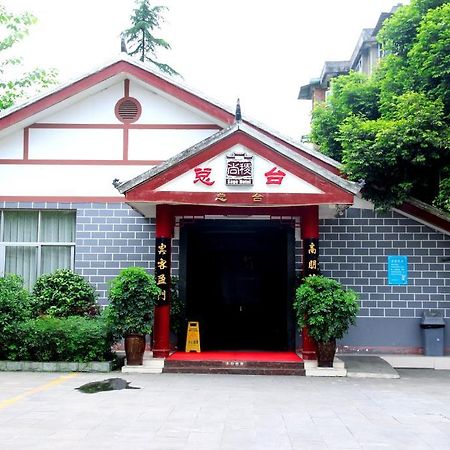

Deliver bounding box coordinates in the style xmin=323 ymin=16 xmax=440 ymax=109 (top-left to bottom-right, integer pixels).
xmin=378 ymin=0 xmax=447 ymax=57
xmin=107 ymin=267 xmax=161 ymax=336
xmin=170 ymin=276 xmax=186 ymax=335
xmin=311 ymin=72 xmax=380 ymax=161
xmin=433 ymin=172 xmax=450 ymax=213
xmin=294 ymin=275 xmax=359 ymax=343
xmin=340 ymin=93 xmax=449 ymax=210
xmin=32 ymin=269 xmax=98 ymax=317
xmin=122 ymin=0 xmax=179 ymax=76
xmin=310 ymin=0 xmax=450 ymax=212
xmin=0 ymin=275 xmax=34 ymax=358
xmin=8 ymin=315 xmax=114 ymax=362
xmin=408 ymin=3 xmax=450 ymax=113
xmin=0 ymin=4 xmax=57 ymax=111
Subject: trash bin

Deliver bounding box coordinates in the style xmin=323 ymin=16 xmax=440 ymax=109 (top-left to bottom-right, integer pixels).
xmin=420 ymin=311 xmax=445 ymax=356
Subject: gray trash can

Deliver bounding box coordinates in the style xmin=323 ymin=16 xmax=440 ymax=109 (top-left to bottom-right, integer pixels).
xmin=420 ymin=311 xmax=445 ymax=356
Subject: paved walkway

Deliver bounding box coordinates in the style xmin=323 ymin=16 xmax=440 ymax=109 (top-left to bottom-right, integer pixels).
xmin=1 ymin=370 xmax=450 ymax=449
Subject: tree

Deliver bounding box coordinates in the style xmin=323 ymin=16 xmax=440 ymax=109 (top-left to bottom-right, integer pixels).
xmin=0 ymin=4 xmax=57 ymax=111
xmin=122 ymin=0 xmax=179 ymax=76
xmin=340 ymin=93 xmax=449 ymax=210
xmin=310 ymin=0 xmax=450 ymax=213
xmin=311 ymin=72 xmax=380 ymax=161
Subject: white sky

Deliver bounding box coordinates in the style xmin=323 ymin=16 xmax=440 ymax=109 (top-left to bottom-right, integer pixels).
xmin=2 ymin=0 xmax=405 ymax=139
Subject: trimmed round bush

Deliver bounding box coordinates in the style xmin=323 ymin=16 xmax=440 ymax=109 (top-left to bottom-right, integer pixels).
xmin=32 ymin=269 xmax=98 ymax=317
xmin=108 ymin=266 xmax=160 ymax=337
xmin=294 ymin=275 xmax=359 ymax=343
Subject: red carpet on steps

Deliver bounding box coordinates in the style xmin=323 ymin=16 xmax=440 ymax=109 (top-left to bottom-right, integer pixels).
xmin=167 ymin=351 xmax=303 ymax=362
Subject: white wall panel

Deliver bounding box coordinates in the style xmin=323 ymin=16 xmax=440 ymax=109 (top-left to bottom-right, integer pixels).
xmin=0 ymin=165 xmax=152 ymax=196
xmin=29 ymin=129 xmax=123 ymax=160
xmin=0 ymin=131 xmax=23 ymax=159
xmin=130 ymin=82 xmax=217 ymax=124
xmin=128 ymin=129 xmax=216 ymax=160
xmin=40 ymin=83 xmax=123 ymax=124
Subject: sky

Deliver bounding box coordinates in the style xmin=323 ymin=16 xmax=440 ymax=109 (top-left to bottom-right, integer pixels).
xmin=2 ymin=0 xmax=405 ymax=140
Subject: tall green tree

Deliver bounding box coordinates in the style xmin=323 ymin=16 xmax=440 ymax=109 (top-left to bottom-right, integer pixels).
xmin=310 ymin=0 xmax=450 ymax=213
xmin=122 ymin=0 xmax=179 ymax=76
xmin=0 ymin=4 xmax=57 ymax=111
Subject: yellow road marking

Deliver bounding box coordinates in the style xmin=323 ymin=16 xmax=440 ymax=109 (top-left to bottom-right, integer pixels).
xmin=0 ymin=372 xmax=80 ymax=411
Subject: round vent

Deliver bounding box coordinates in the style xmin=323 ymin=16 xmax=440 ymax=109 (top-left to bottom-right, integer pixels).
xmin=115 ymin=97 xmax=142 ymax=123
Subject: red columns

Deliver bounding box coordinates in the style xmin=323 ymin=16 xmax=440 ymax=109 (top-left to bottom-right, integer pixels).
xmin=301 ymin=205 xmax=319 ymax=361
xmin=153 ymin=205 xmax=174 ymax=358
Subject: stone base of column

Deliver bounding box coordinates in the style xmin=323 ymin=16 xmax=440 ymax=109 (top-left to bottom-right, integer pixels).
xmin=302 ymin=326 xmax=317 ymax=360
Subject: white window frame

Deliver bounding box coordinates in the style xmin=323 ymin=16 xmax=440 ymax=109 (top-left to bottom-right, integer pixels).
xmin=0 ymin=210 xmax=76 ymax=279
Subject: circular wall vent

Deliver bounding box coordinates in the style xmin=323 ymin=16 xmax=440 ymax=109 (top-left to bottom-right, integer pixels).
xmin=115 ymin=97 xmax=142 ymax=123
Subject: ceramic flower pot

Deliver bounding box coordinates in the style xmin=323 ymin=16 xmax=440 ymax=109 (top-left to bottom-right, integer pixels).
xmin=124 ymin=334 xmax=146 ymax=365
xmin=316 ymin=339 xmax=336 ymax=367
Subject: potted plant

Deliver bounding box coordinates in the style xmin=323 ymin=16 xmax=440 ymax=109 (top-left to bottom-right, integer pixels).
xmin=107 ymin=267 xmax=161 ymax=365
xmin=294 ymin=275 xmax=359 ymax=367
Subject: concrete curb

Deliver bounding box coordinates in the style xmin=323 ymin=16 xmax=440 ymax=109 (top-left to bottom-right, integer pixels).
xmin=380 ymin=355 xmax=450 ymax=370
xmin=0 ymin=360 xmax=114 ymax=372
xmin=304 ymin=357 xmax=347 ymax=377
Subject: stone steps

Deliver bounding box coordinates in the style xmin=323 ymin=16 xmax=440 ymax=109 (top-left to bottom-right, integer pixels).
xmin=163 ymin=359 xmax=305 ymax=376
xmin=121 ymin=352 xmax=164 ymax=374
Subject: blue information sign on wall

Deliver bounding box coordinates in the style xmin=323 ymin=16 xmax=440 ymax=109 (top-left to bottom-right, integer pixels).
xmin=387 ymin=255 xmax=408 ymax=285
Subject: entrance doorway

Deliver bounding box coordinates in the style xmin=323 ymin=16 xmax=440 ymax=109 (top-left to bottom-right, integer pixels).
xmin=180 ymin=220 xmax=295 ymax=351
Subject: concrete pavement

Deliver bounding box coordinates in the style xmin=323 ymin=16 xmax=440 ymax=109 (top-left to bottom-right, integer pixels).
xmin=1 ymin=370 xmax=450 ymax=449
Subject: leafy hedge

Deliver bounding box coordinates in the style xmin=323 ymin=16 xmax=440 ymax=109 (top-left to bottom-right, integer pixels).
xmin=7 ymin=315 xmax=114 ymax=362
xmin=0 ymin=275 xmax=34 ymax=359
xmin=0 ymin=272 xmax=114 ymax=362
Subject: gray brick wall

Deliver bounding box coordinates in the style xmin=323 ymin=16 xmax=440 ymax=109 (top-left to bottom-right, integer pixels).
xmin=320 ymin=208 xmax=450 ymax=320
xmin=74 ymin=203 xmax=155 ymax=303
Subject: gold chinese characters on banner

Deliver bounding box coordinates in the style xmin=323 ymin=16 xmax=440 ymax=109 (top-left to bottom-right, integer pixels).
xmin=304 ymin=238 xmax=319 ymax=276
xmin=154 ymin=237 xmax=171 ymax=303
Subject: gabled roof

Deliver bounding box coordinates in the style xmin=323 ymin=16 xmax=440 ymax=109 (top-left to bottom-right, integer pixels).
xmin=117 ymin=122 xmax=360 ymax=207
xmin=0 ymin=54 xmax=339 ymax=174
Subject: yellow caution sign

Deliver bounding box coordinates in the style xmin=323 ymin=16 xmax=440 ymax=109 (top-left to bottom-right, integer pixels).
xmin=185 ymin=321 xmax=201 ymax=353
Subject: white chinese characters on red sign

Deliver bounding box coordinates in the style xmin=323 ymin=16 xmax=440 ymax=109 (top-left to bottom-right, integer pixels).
xmin=192 ymin=165 xmax=286 ymax=186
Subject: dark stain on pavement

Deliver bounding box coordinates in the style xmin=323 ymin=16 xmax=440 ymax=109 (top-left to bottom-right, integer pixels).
xmin=76 ymin=378 xmax=140 ymax=394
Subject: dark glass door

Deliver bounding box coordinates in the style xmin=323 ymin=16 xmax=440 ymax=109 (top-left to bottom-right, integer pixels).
xmin=183 ymin=221 xmax=292 ymax=350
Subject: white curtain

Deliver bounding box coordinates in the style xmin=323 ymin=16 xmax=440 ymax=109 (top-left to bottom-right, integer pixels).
xmin=5 ymin=246 xmax=38 ymax=290
xmin=41 ymin=211 xmax=74 ymax=242
xmin=2 ymin=211 xmax=75 ymax=290
xmin=41 ymin=246 xmax=71 ymax=275
xmin=4 ymin=211 xmax=38 ymax=242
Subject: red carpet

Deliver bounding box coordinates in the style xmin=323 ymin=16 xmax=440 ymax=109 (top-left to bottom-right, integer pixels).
xmin=167 ymin=351 xmax=303 ymax=362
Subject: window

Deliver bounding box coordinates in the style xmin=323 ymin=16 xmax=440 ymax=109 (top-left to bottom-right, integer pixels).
xmin=0 ymin=210 xmax=76 ymax=289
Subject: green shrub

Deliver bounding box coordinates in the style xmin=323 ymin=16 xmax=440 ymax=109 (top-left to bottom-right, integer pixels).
xmin=108 ymin=267 xmax=160 ymax=337
xmin=11 ymin=315 xmax=114 ymax=362
xmin=32 ymin=269 xmax=98 ymax=317
xmin=294 ymin=275 xmax=359 ymax=343
xmin=170 ymin=276 xmax=186 ymax=335
xmin=0 ymin=275 xmax=34 ymax=359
